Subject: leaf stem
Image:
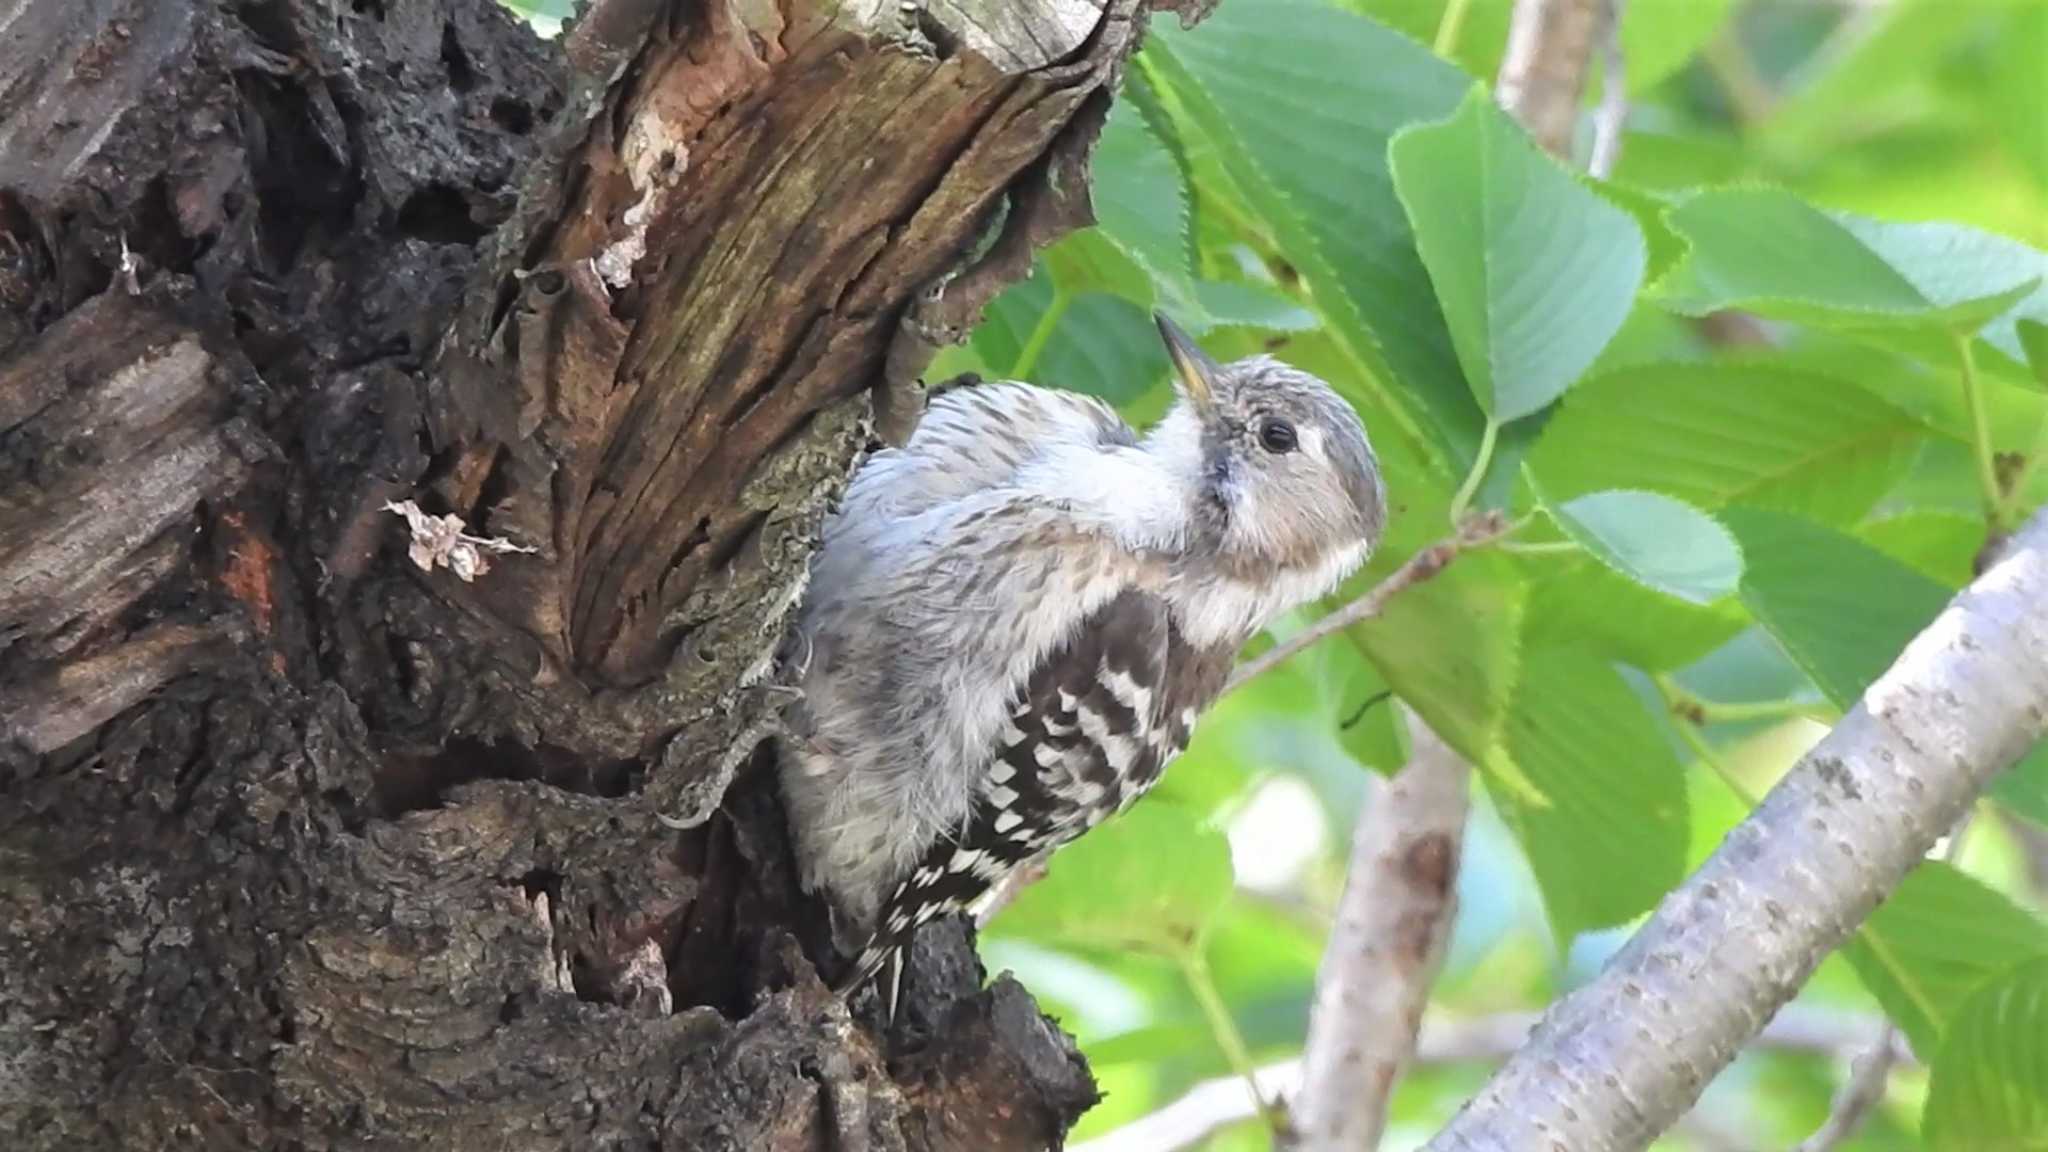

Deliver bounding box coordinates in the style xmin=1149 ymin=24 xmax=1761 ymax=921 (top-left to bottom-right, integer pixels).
xmin=1955 ymin=332 xmax=2006 ymax=532
xmin=1658 ymin=678 xmax=1839 ymax=728
xmin=1997 ymin=404 xmax=2048 ymax=529
xmin=1011 ymin=289 xmax=1070 ymax=383
xmin=1448 ymin=418 xmax=1500 ymax=525
xmin=1665 ymin=701 xmax=1762 ymax=809
xmin=1434 ymin=0 xmax=1476 ymax=58
xmin=1178 ymin=948 xmax=1283 ymax=1136
xmin=1497 ymin=540 xmax=1580 ymax=557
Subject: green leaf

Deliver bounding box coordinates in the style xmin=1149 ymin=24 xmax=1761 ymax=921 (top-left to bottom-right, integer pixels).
xmin=1187 ymin=280 xmax=1317 ymax=334
xmin=1036 ymin=294 xmax=1169 ymax=404
xmin=1046 ymin=230 xmax=1156 ymax=305
xmin=1721 ymin=507 xmax=1953 ymax=709
xmin=1655 ymin=188 xmax=2044 ymax=342
xmin=1089 ymin=94 xmax=1323 ymax=340
xmin=1593 ymin=181 xmax=1688 ymax=288
xmin=1349 ymin=553 xmax=1524 ymax=769
xmin=1843 ymin=861 xmax=2048 ymax=1057
xmin=1757 ymin=0 xmax=1994 ymax=151
xmin=967 ymin=268 xmax=1168 ymax=404
xmin=1840 ymin=215 xmax=2048 ymax=362
xmin=1527 ymin=362 xmax=1925 ymax=526
xmin=1995 ymin=745 xmax=2048 ymax=830
xmin=1523 ymin=557 xmax=1747 ymax=671
xmin=1489 ymin=647 xmax=1690 ymax=943
xmin=1389 ymin=86 xmax=1647 ymax=422
xmin=1616 ymin=0 xmax=1738 ymax=95
xmin=2019 ymin=319 xmax=2048 ymax=390
xmin=1925 ymin=955 xmax=2048 ymax=1152
xmin=1550 ymin=490 xmax=1743 ymax=606
xmin=1857 ymin=511 xmax=1987 ymax=592
xmin=1314 ymin=643 xmax=1410 ymax=776
xmin=1144 ymin=1 xmax=1482 ymax=467
xmin=1991 ymin=5 xmax=2048 ymax=191
xmin=1092 ymin=97 xmax=1194 ymax=285
xmin=991 ymin=800 xmax=1233 ymax=957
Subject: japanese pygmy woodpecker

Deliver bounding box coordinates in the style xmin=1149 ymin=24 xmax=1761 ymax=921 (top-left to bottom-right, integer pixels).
xmin=779 ymin=314 xmax=1388 ymax=1001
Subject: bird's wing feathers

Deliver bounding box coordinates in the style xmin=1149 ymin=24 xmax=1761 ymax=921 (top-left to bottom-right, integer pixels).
xmin=838 ymin=382 xmax=1136 ymax=522
xmin=842 ymin=588 xmax=1230 ymax=992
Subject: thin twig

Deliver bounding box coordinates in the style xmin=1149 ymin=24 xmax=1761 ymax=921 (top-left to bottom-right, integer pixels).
xmin=1226 ymin=511 xmax=1513 ymax=693
xmin=1790 ymin=1037 xmax=1897 ymax=1152
xmin=1588 ymin=0 xmax=1628 ymax=179
xmin=1496 ymin=0 xmax=1608 ymax=156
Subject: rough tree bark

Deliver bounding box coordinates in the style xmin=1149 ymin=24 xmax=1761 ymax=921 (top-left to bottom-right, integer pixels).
xmin=0 ymin=0 xmax=1205 ymax=1147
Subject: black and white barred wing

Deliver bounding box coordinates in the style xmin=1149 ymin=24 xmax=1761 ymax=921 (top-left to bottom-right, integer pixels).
xmin=843 ymin=589 xmax=1223 ymax=989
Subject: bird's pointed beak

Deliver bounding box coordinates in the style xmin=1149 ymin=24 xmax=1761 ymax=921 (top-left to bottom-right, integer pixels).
xmin=1155 ymin=312 xmax=1220 ymax=416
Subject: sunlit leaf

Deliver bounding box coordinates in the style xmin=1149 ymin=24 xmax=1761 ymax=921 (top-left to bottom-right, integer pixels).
xmin=1925 ymin=954 xmax=2048 ymax=1152
xmin=1551 ymin=490 xmax=1743 ymax=605
xmin=1616 ymin=0 xmax=1739 ymax=95
xmin=1528 ymin=362 xmax=1924 ymax=526
xmin=1843 ymin=862 xmax=2048 ymax=1057
xmin=1991 ymin=5 xmax=2048 ymax=192
xmin=1857 ymin=510 xmax=1987 ymax=591
xmin=1341 ymin=0 xmax=1729 ymax=95
xmin=1390 ymin=86 xmax=1647 ymax=422
xmin=1046 ymin=230 xmax=1155 ymax=304
xmin=2018 ymin=319 xmax=2048 ymax=390
xmin=1656 ymin=188 xmax=2043 ymax=343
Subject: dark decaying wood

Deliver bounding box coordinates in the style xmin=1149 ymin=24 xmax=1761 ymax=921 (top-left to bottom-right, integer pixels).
xmin=0 ymin=0 xmax=1205 ymax=1146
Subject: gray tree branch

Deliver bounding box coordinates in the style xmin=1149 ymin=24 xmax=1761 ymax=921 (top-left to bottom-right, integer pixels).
xmin=1424 ymin=508 xmax=2048 ymax=1152
xmin=1291 ymin=717 xmax=1468 ymax=1150
xmin=1283 ymin=4 xmax=1614 ymax=1143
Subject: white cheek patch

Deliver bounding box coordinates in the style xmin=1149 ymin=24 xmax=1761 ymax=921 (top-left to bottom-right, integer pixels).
xmin=1297 ymin=424 xmax=1328 ymax=465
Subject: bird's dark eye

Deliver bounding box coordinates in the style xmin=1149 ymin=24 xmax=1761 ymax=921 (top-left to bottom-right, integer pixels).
xmin=1258 ymin=419 xmax=1298 ymax=454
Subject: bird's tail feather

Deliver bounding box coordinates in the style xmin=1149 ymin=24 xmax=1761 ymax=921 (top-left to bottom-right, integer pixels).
xmin=834 ymin=936 xmax=906 ymax=1023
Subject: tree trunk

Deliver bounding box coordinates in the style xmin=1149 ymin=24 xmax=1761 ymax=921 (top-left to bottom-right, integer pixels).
xmin=0 ymin=1 xmax=1196 ymax=1146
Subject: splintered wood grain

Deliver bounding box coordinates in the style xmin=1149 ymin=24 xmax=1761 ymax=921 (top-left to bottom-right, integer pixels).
xmin=434 ymin=0 xmax=1139 ymax=692
xmin=0 ymin=294 xmax=249 ymax=657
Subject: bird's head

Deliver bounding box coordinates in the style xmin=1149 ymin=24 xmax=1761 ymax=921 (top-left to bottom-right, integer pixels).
xmin=1149 ymin=314 xmax=1387 ymax=599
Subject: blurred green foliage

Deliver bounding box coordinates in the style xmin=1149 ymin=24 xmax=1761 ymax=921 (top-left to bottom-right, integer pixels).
xmin=935 ymin=1 xmax=2048 ymax=1148
xmin=497 ymin=0 xmax=2047 ymax=1145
